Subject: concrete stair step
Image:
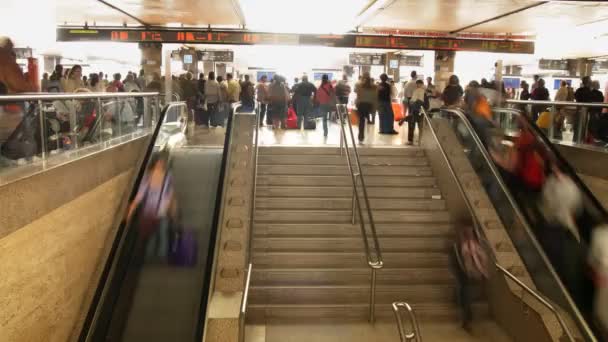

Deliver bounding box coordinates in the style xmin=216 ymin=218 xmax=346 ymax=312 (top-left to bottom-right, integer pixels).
xmin=252 ymin=252 xmax=449 ymax=268
xmin=258 ymin=164 xmax=433 ymax=176
xmin=258 ymin=155 xmax=428 ymax=166
xmin=246 ymin=302 xmax=489 ymax=324
xmin=256 ymin=175 xmax=436 ymax=187
xmin=259 ymin=146 xmax=423 ymax=156
xmin=248 ymin=284 xmax=461 ymax=305
xmin=253 ymin=223 xmax=455 ymax=237
xmin=254 ymin=209 xmax=451 ymax=224
xmin=256 ymin=197 xmax=446 ymax=211
xmin=255 ymin=186 xmax=440 ymax=199
xmin=252 ymin=237 xmax=450 ymax=252
xmin=251 ymin=268 xmax=455 ymax=286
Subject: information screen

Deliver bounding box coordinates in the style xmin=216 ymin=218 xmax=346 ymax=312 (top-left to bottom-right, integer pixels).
xmin=349 ymin=53 xmax=385 ymax=66
xmin=57 ymin=28 xmax=535 ymax=54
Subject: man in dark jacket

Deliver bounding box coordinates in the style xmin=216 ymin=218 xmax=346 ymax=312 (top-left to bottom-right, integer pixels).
xmin=294 ymin=75 xmax=316 ymax=129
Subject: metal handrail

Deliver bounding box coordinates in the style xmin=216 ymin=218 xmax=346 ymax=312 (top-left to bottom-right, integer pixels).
xmin=495 ymin=263 xmax=575 ymax=342
xmin=337 ymin=104 xmax=383 ymax=323
xmin=239 ymin=101 xmax=258 ymax=342
xmin=239 ymin=263 xmax=253 ymax=342
xmin=423 ymin=107 xmax=595 ymax=341
xmin=0 ymin=92 xmax=159 ymax=101
xmin=506 ymin=99 xmax=608 ymax=108
xmin=392 ymin=302 xmax=422 ymax=342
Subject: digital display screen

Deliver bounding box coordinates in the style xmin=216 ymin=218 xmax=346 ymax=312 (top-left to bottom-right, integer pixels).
xmin=256 ymin=71 xmax=275 ymax=82
xmin=183 ymin=54 xmax=193 ymax=64
xmin=389 ymin=59 xmax=399 ymax=69
xmin=314 ymin=73 xmax=333 ymax=81
xmin=349 ymin=53 xmax=385 ymax=66
xmin=553 ymin=79 xmax=572 ymax=90
xmin=539 ymin=59 xmax=568 ymax=70
xmin=503 ymin=77 xmax=521 ymax=89
xmin=57 ymin=28 xmax=535 ymax=54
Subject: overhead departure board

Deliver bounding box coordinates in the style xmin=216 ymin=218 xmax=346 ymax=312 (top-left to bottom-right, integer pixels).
xmin=57 ymin=28 xmax=535 ymax=54
xmin=349 ymin=53 xmax=385 ymax=66
xmin=538 ymin=59 xmax=568 ymax=70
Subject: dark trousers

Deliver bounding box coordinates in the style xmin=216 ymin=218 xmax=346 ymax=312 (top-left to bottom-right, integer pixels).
xmin=357 ymin=103 xmax=372 ymax=141
xmin=378 ymin=101 xmax=394 ymax=133
xmin=257 ymin=102 xmax=268 ymax=125
xmin=408 ymin=114 xmax=421 ymax=142
xmin=450 ymin=250 xmax=473 ymax=324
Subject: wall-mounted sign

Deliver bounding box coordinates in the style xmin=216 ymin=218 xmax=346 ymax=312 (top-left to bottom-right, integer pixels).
xmin=199 ymin=50 xmax=234 ymax=62
xmin=399 ymin=55 xmax=423 ymax=67
xmin=539 ymin=59 xmax=568 ymax=70
xmin=183 ymin=54 xmax=193 ymax=64
xmin=14 ymin=48 xmax=32 ymax=59
xmin=57 ymin=28 xmax=535 ymax=54
xmin=349 ymin=53 xmax=385 ymax=66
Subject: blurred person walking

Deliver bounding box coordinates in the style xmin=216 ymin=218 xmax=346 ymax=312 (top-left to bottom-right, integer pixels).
xmin=377 ymin=73 xmax=398 ymax=135
xmin=256 ymin=75 xmax=270 ymax=126
xmin=240 ymin=74 xmax=255 ymax=111
xmin=204 ymin=71 xmax=221 ymax=127
xmin=226 ymin=73 xmax=241 ymax=117
xmin=107 ymin=73 xmax=125 ymax=92
xmin=40 ymin=73 xmax=49 ymax=92
xmin=354 ymin=73 xmax=377 ymax=143
xmin=124 ymin=73 xmax=141 ymax=92
xmin=268 ymin=76 xmax=289 ymax=130
xmin=530 ymin=78 xmax=549 ymax=121
xmin=315 ymin=74 xmax=337 ymax=137
xmin=405 ymin=79 xmax=426 ymax=145
xmin=47 ymin=65 xmax=65 ymax=93
xmin=294 ymin=75 xmax=316 ymax=129
xmin=519 ymin=81 xmax=530 ymax=100
xmin=335 ymin=74 xmax=351 ymax=105
xmin=136 ymin=69 xmax=146 ymax=90
xmin=87 ymin=73 xmax=105 ymax=92
xmin=442 ymin=75 xmax=464 ymax=107
xmin=402 ymin=70 xmax=418 ymax=116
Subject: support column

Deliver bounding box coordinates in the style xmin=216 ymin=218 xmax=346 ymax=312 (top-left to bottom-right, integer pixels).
xmin=139 ymin=42 xmax=162 ymax=79
xmin=434 ymin=51 xmax=455 ymax=92
xmin=577 ymin=58 xmax=594 ymax=78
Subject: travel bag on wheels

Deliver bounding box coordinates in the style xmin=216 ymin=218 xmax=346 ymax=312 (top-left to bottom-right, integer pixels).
xmin=304 ymin=119 xmax=316 ymax=130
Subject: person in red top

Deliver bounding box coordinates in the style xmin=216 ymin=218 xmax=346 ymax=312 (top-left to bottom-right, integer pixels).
xmin=315 ymin=74 xmax=336 ymax=137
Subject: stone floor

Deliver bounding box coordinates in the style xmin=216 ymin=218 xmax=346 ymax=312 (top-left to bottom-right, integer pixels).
xmin=245 ymin=321 xmax=512 ymax=342
xmin=186 ymin=118 xmax=413 ymax=148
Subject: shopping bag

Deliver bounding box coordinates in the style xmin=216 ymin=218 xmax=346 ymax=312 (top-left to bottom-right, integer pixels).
xmin=393 ymin=103 xmax=405 ymax=122
xmin=350 ymin=110 xmax=359 ymax=126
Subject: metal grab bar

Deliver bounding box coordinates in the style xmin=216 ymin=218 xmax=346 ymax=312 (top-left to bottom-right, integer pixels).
xmin=239 ymin=263 xmax=253 ymax=342
xmin=336 ymin=104 xmax=383 ymax=323
xmin=422 ymin=108 xmax=595 ymax=341
xmin=392 ymin=302 xmax=422 ymax=342
xmin=506 ymin=99 xmax=608 ymax=109
xmin=239 ymin=101 xmax=260 ymax=342
xmin=495 ymin=263 xmax=575 ymax=342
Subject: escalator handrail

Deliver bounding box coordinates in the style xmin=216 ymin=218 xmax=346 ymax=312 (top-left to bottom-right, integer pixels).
xmin=506 ymin=99 xmax=608 ymax=109
xmin=493 ymin=106 xmax=608 ymax=220
xmin=78 ymin=101 xmax=174 ymax=341
xmin=427 ymin=107 xmax=595 ymax=341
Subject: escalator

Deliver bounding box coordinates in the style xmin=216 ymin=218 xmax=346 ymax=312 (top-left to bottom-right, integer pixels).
xmin=78 ymin=103 xmax=233 ymax=341
xmin=424 ymin=107 xmax=608 ymax=341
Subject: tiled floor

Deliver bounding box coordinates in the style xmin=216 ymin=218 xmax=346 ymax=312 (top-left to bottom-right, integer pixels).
xmin=187 ymin=118 xmax=415 ymax=148
xmin=246 ymin=321 xmax=512 ymax=342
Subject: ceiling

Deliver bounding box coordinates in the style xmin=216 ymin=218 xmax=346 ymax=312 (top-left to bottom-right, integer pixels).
xmin=2 ymin=0 xmax=608 ymax=57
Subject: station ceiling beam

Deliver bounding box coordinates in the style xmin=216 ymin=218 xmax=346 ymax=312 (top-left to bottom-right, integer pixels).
xmin=449 ymin=1 xmax=549 ymax=34
xmin=97 ymin=0 xmax=150 ymax=27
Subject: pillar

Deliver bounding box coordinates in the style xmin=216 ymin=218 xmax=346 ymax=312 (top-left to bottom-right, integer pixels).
xmin=577 ymin=58 xmax=594 ymax=78
xmin=139 ymin=42 xmax=162 ymax=79
xmin=434 ymin=51 xmax=455 ymax=92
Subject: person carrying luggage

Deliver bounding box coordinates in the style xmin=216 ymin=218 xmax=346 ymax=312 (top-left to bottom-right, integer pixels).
xmin=294 ymin=75 xmax=316 ymax=129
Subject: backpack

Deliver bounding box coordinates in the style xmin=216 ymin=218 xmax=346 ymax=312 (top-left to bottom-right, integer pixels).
xmin=1 ymin=104 xmax=40 ymax=160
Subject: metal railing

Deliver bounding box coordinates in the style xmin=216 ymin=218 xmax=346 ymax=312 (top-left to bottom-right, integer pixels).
xmin=495 ymin=263 xmax=575 ymax=342
xmin=239 ymin=101 xmax=258 ymax=342
xmin=336 ymin=104 xmax=383 ymax=323
xmin=505 ymin=99 xmax=608 ymax=148
xmin=392 ymin=302 xmax=422 ymax=342
xmin=420 ymin=107 xmax=588 ymax=342
xmin=0 ymin=92 xmax=160 ymax=184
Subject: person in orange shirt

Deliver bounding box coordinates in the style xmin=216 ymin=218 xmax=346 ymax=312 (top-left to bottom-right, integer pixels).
xmin=0 ymin=37 xmax=36 ymax=94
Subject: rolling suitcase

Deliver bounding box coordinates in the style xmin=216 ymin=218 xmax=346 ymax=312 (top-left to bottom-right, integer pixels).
xmin=304 ymin=119 xmax=316 ymax=130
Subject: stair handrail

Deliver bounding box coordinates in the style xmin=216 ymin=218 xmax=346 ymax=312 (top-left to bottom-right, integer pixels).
xmin=422 ymin=107 xmax=593 ymax=341
xmin=495 ymin=263 xmax=575 ymax=342
xmin=239 ymin=102 xmax=257 ymax=342
xmin=392 ymin=302 xmax=422 ymax=342
xmin=336 ymin=104 xmax=383 ymax=323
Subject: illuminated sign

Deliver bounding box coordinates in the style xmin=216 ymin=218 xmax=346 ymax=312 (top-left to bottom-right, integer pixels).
xmin=57 ymin=28 xmax=535 ymax=54
xmin=349 ymin=53 xmax=385 ymax=66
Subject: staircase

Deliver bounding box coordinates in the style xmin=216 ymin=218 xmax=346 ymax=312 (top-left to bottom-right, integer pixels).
xmin=247 ymin=145 xmax=495 ymax=325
